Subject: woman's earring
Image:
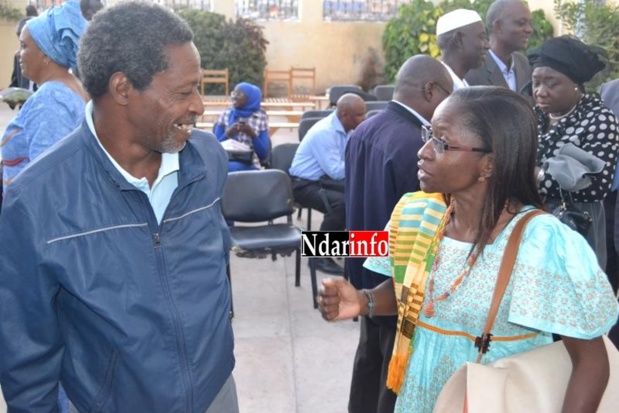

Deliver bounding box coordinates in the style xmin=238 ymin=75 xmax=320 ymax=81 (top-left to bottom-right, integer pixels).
xmin=478 ymin=176 xmax=486 ymax=183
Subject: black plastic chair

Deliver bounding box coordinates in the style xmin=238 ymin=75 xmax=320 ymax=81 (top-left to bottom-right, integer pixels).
xmin=301 ymin=109 xmax=333 ymax=120
xmin=270 ymin=142 xmax=314 ymax=231
xmin=298 ymin=117 xmax=323 ymax=142
xmin=328 ymin=85 xmax=377 ymax=107
xmin=373 ymin=84 xmax=395 ymax=101
xmin=364 ymin=101 xmax=389 ymax=112
xmin=259 ymin=137 xmax=273 ymax=168
xmin=221 ymin=169 xmax=319 ymax=308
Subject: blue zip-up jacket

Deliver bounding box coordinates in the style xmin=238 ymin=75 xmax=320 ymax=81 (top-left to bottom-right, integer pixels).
xmin=0 ymin=122 xmax=234 ymax=413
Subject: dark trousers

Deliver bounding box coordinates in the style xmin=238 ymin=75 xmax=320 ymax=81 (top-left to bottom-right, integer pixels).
xmin=605 ymin=191 xmax=618 ymax=293
xmin=608 ymin=191 xmax=619 ymax=349
xmin=348 ymin=316 xmax=397 ymax=413
xmin=291 ymin=178 xmax=345 ymax=231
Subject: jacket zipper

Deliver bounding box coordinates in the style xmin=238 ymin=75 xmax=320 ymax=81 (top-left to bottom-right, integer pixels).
xmin=146 ymin=184 xmax=196 ymax=412
xmin=137 ymin=170 xmax=207 ymax=411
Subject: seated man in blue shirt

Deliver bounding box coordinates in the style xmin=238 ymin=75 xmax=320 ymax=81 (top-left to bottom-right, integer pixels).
xmin=289 ymin=93 xmax=366 ymax=275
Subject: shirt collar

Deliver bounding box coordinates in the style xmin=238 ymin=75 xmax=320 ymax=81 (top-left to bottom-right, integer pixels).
xmin=441 ymin=61 xmax=469 ymax=90
xmin=328 ymin=111 xmax=350 ymax=137
xmin=392 ymin=100 xmax=431 ymax=126
xmin=489 ymin=49 xmax=514 ymax=74
xmin=84 ymin=101 xmax=180 ymax=188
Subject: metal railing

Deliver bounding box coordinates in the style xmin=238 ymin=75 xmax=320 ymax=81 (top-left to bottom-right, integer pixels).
xmin=236 ymin=0 xmax=299 ymax=21
xmin=323 ymin=0 xmax=409 ymax=22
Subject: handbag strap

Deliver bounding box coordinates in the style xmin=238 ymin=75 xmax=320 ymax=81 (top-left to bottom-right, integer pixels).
xmin=474 ymin=209 xmax=546 ymax=363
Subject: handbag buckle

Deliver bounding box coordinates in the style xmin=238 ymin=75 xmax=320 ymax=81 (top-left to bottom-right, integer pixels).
xmin=475 ymin=333 xmax=493 ymax=354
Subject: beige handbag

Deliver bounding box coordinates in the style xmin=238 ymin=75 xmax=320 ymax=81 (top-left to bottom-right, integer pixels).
xmin=434 ymin=210 xmax=619 ymax=413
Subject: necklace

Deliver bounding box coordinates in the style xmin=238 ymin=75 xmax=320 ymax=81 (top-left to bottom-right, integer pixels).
xmin=548 ymin=102 xmax=578 ymax=120
xmin=423 ymin=202 xmax=480 ymax=318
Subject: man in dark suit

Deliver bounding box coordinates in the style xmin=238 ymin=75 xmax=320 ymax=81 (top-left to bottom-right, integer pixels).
xmin=465 ymin=0 xmax=532 ymax=94
xmin=602 ymin=79 xmax=619 ymax=116
xmin=344 ymin=55 xmax=452 ymax=413
xmin=601 ymin=78 xmax=619 ymax=349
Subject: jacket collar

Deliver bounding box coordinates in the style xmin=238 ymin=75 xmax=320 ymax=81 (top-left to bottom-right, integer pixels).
xmin=79 ymin=121 xmax=207 ymax=191
xmin=386 ymin=101 xmax=424 ymax=128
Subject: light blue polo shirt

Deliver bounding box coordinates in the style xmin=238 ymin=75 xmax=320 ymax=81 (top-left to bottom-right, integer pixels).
xmin=85 ymin=101 xmax=179 ymax=224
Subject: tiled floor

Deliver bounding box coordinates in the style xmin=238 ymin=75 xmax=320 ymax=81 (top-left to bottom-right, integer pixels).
xmin=0 ymin=103 xmax=360 ymax=413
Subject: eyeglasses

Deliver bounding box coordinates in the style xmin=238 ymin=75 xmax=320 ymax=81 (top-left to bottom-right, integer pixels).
xmin=421 ymin=126 xmax=492 ymax=155
xmin=231 ymin=90 xmax=245 ymax=99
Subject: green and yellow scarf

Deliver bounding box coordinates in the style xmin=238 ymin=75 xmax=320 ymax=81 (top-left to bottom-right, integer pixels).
xmin=386 ymin=191 xmax=450 ymax=393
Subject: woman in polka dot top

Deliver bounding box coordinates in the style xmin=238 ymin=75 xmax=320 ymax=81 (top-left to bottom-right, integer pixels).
xmin=529 ymin=36 xmax=619 ymax=266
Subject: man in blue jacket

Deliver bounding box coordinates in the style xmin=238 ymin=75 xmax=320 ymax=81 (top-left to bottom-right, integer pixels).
xmin=0 ymin=3 xmax=237 ymax=412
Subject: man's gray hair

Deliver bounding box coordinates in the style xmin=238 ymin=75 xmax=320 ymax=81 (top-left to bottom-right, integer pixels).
xmin=78 ymin=2 xmax=194 ymax=100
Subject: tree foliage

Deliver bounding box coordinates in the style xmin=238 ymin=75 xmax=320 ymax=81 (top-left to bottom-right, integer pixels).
xmin=176 ymin=9 xmax=268 ymax=93
xmin=0 ymin=0 xmax=22 ymax=21
xmin=554 ymin=0 xmax=619 ymax=89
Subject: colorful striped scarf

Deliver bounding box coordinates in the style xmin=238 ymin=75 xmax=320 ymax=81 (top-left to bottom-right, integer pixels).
xmin=386 ymin=191 xmax=449 ymax=393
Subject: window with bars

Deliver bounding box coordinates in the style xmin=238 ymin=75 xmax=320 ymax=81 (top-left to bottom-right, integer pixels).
xmin=65 ymin=0 xmax=214 ymax=12
xmin=236 ymin=0 xmax=299 ymax=21
xmin=142 ymin=0 xmax=212 ymax=11
xmin=323 ymin=0 xmax=409 ymax=22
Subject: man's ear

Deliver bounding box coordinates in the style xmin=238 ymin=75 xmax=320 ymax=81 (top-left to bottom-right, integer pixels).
xmin=493 ymin=19 xmax=502 ymax=36
xmin=455 ymin=31 xmax=465 ymax=49
xmin=421 ymin=82 xmax=432 ymax=102
xmin=108 ymin=72 xmax=132 ymax=105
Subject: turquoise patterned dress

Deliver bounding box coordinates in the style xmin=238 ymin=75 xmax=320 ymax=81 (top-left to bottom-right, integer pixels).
xmin=365 ymin=209 xmax=619 ymax=413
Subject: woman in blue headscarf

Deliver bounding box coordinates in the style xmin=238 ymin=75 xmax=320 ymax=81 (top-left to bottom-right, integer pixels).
xmin=1 ymin=0 xmax=87 ymax=194
xmin=214 ymin=82 xmax=271 ymax=171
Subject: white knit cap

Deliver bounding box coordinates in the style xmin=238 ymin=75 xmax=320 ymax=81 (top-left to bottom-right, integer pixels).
xmin=436 ymin=9 xmax=483 ymax=36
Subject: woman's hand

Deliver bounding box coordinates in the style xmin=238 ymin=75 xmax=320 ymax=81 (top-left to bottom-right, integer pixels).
xmin=238 ymin=122 xmax=256 ymax=138
xmin=225 ymin=123 xmax=240 ymax=138
xmin=317 ymin=277 xmax=364 ymax=321
xmin=226 ymin=122 xmax=256 ymax=139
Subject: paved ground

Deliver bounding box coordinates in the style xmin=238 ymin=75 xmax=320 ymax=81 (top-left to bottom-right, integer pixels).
xmin=0 ymin=102 xmax=359 ymax=413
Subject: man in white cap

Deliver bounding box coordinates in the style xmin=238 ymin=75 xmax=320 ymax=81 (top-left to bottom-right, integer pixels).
xmin=436 ymin=8 xmax=489 ymax=90
xmin=465 ymin=0 xmax=533 ymax=93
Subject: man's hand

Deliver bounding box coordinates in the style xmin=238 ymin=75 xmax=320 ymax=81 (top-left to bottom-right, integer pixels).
xmin=317 ymin=277 xmax=364 ymax=321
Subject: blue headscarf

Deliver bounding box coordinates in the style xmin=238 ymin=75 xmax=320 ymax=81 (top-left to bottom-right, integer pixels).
xmin=228 ymin=82 xmax=262 ymax=123
xmin=26 ymin=0 xmax=87 ymax=70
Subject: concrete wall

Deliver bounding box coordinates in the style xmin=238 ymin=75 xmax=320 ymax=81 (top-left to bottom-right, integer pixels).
xmin=261 ymin=20 xmax=384 ymax=94
xmin=3 ymin=0 xmax=615 ymax=96
xmin=1 ymin=21 xmax=19 ymax=91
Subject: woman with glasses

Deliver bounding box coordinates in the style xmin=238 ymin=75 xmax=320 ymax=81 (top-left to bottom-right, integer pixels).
xmin=317 ymin=86 xmax=618 ymax=413
xmin=213 ymin=82 xmax=270 ymax=172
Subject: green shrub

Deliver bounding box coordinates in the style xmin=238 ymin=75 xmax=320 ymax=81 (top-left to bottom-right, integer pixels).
xmin=0 ymin=0 xmax=22 ymax=21
xmin=176 ymin=9 xmax=268 ymax=94
xmin=527 ymin=9 xmax=554 ymax=53
xmin=382 ymin=0 xmax=441 ymax=82
xmin=554 ymin=0 xmax=619 ymax=89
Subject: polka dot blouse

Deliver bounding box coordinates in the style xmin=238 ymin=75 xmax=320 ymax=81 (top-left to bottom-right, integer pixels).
xmin=536 ymin=93 xmax=619 ymax=203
